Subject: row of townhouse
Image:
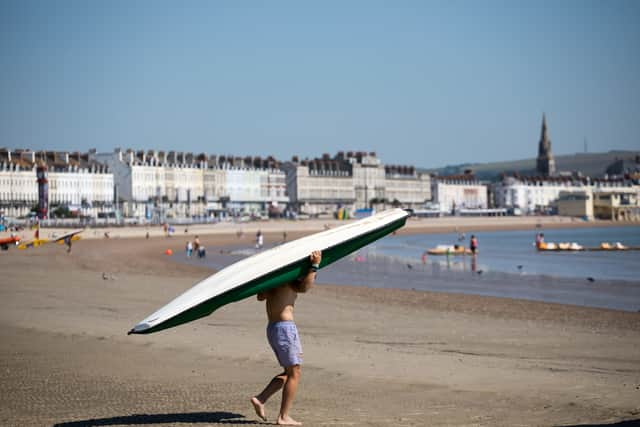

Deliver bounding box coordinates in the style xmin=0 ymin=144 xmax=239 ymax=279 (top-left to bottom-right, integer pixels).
xmin=2 ymin=148 xmax=431 ymax=221
xmin=94 ymin=149 xmax=288 ymax=219
xmin=283 ymin=151 xmax=431 ymax=215
xmin=99 ymin=149 xmax=431 ymax=219
xmin=0 ymin=149 xmax=113 ymax=218
xmin=3 ymin=146 xmax=637 ymax=222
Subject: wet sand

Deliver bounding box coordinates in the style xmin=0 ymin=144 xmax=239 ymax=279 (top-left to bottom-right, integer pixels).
xmin=1 ymin=231 xmax=639 ymax=426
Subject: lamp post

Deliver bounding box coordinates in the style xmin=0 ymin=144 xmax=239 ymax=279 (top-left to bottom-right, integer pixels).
xmin=36 ymin=163 xmax=48 ymax=220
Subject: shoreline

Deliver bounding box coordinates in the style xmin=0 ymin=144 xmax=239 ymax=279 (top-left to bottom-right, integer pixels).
xmin=5 ymin=214 xmax=638 ymax=242
xmin=181 ymin=241 xmax=640 ymax=313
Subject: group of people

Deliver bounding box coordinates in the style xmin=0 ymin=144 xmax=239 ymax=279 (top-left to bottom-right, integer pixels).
xmin=455 ymin=229 xmax=479 ymax=254
xmin=162 ymin=223 xmax=176 ymax=238
xmin=185 ymin=235 xmax=206 ymax=258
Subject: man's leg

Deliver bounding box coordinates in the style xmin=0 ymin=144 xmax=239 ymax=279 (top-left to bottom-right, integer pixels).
xmin=277 ymin=364 xmax=302 ymax=426
xmin=251 ymin=371 xmax=287 ymax=421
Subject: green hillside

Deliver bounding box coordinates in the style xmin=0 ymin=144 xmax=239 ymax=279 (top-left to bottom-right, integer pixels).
xmin=421 ymin=150 xmax=639 ymax=181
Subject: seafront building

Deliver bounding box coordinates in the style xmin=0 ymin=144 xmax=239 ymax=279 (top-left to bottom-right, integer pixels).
xmin=0 ymin=148 xmax=114 ymax=218
xmin=3 ymin=147 xmax=429 ymax=222
xmin=495 ymin=174 xmax=640 ymax=219
xmin=95 ymin=148 xmax=288 ymax=220
xmin=494 ymin=175 xmax=588 ymax=214
xmin=282 ymin=151 xmax=431 ymax=215
xmin=430 ymin=172 xmax=488 ymax=214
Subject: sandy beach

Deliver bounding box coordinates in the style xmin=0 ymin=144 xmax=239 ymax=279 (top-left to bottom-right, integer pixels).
xmin=1 ymin=218 xmax=639 ymax=426
xmin=8 ymin=214 xmax=638 ymax=243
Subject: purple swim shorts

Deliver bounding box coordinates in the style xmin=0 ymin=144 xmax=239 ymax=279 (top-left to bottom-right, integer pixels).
xmin=266 ymin=321 xmax=303 ymax=367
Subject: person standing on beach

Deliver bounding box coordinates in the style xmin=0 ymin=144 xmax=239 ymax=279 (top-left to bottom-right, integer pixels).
xmin=256 ymin=230 xmax=264 ymax=249
xmin=251 ymin=250 xmax=322 ymax=426
xmin=64 ymin=236 xmax=72 ymax=253
xmin=194 ymin=235 xmax=200 ymax=253
xmin=470 ymin=235 xmax=478 ymax=254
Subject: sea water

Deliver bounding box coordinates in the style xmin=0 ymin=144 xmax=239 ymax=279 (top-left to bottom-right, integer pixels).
xmin=182 ymin=225 xmax=640 ymax=311
xmin=373 ymin=226 xmax=640 ymax=281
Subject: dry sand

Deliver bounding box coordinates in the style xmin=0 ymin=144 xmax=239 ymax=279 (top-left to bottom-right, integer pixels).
xmin=1 ymin=223 xmax=640 ymax=427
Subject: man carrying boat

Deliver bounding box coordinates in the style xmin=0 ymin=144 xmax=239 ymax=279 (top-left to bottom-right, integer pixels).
xmin=251 ymin=250 xmax=322 ymax=426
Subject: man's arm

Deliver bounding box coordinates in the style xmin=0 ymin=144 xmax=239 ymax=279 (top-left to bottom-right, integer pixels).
xmin=293 ymin=250 xmax=322 ymax=293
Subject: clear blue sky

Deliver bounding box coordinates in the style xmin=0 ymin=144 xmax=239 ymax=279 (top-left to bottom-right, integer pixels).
xmin=1 ymin=0 xmax=638 ymax=168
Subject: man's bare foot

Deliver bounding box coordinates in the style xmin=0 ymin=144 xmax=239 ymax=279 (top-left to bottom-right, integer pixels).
xmin=250 ymin=397 xmax=267 ymax=421
xmin=277 ymin=415 xmax=302 ymax=425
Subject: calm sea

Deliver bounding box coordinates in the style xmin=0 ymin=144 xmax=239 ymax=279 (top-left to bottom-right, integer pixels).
xmin=373 ymin=226 xmax=640 ymax=281
xmin=182 ymin=225 xmax=640 ymax=311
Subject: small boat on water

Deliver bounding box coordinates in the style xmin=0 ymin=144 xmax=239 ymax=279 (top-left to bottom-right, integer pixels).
xmin=537 ymin=241 xmax=639 ymax=252
xmin=599 ymin=242 xmax=628 ymax=250
xmin=427 ymin=245 xmax=474 ymax=255
xmin=537 ymin=242 xmax=583 ymax=251
xmin=558 ymin=242 xmax=584 ymax=251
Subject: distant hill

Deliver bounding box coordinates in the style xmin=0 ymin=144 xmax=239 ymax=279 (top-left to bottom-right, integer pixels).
xmin=420 ymin=150 xmax=640 ymax=181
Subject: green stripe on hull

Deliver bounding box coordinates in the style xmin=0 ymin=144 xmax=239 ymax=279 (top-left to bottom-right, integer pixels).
xmin=134 ymin=216 xmax=407 ymax=334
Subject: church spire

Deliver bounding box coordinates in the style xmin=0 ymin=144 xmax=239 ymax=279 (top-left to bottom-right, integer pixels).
xmin=536 ymin=113 xmax=556 ymax=176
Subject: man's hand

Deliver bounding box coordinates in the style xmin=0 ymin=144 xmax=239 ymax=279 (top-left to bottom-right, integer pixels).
xmin=310 ymin=250 xmax=321 ymax=266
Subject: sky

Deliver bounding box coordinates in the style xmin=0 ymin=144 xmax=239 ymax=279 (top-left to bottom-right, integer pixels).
xmin=1 ymin=1 xmax=639 ymax=169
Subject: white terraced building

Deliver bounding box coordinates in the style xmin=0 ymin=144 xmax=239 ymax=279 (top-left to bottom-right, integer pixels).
xmin=430 ymin=173 xmax=488 ymax=213
xmin=385 ymin=165 xmax=431 ymax=208
xmin=0 ymin=149 xmax=113 ymax=219
xmin=495 ymin=176 xmax=589 ymax=214
xmin=282 ymin=151 xmax=431 ymax=215
xmin=95 ymin=149 xmax=288 ymax=220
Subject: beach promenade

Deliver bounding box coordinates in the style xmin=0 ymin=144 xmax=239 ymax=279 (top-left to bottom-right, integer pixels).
xmin=8 ymin=214 xmax=635 ymax=243
xmin=1 ymin=216 xmax=639 ymax=426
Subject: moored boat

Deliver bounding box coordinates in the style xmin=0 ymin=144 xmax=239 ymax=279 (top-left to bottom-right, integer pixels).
xmin=427 ymin=245 xmax=474 ymax=255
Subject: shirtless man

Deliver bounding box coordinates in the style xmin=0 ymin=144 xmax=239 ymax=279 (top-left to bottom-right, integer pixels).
xmin=251 ymin=250 xmax=322 ymax=426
